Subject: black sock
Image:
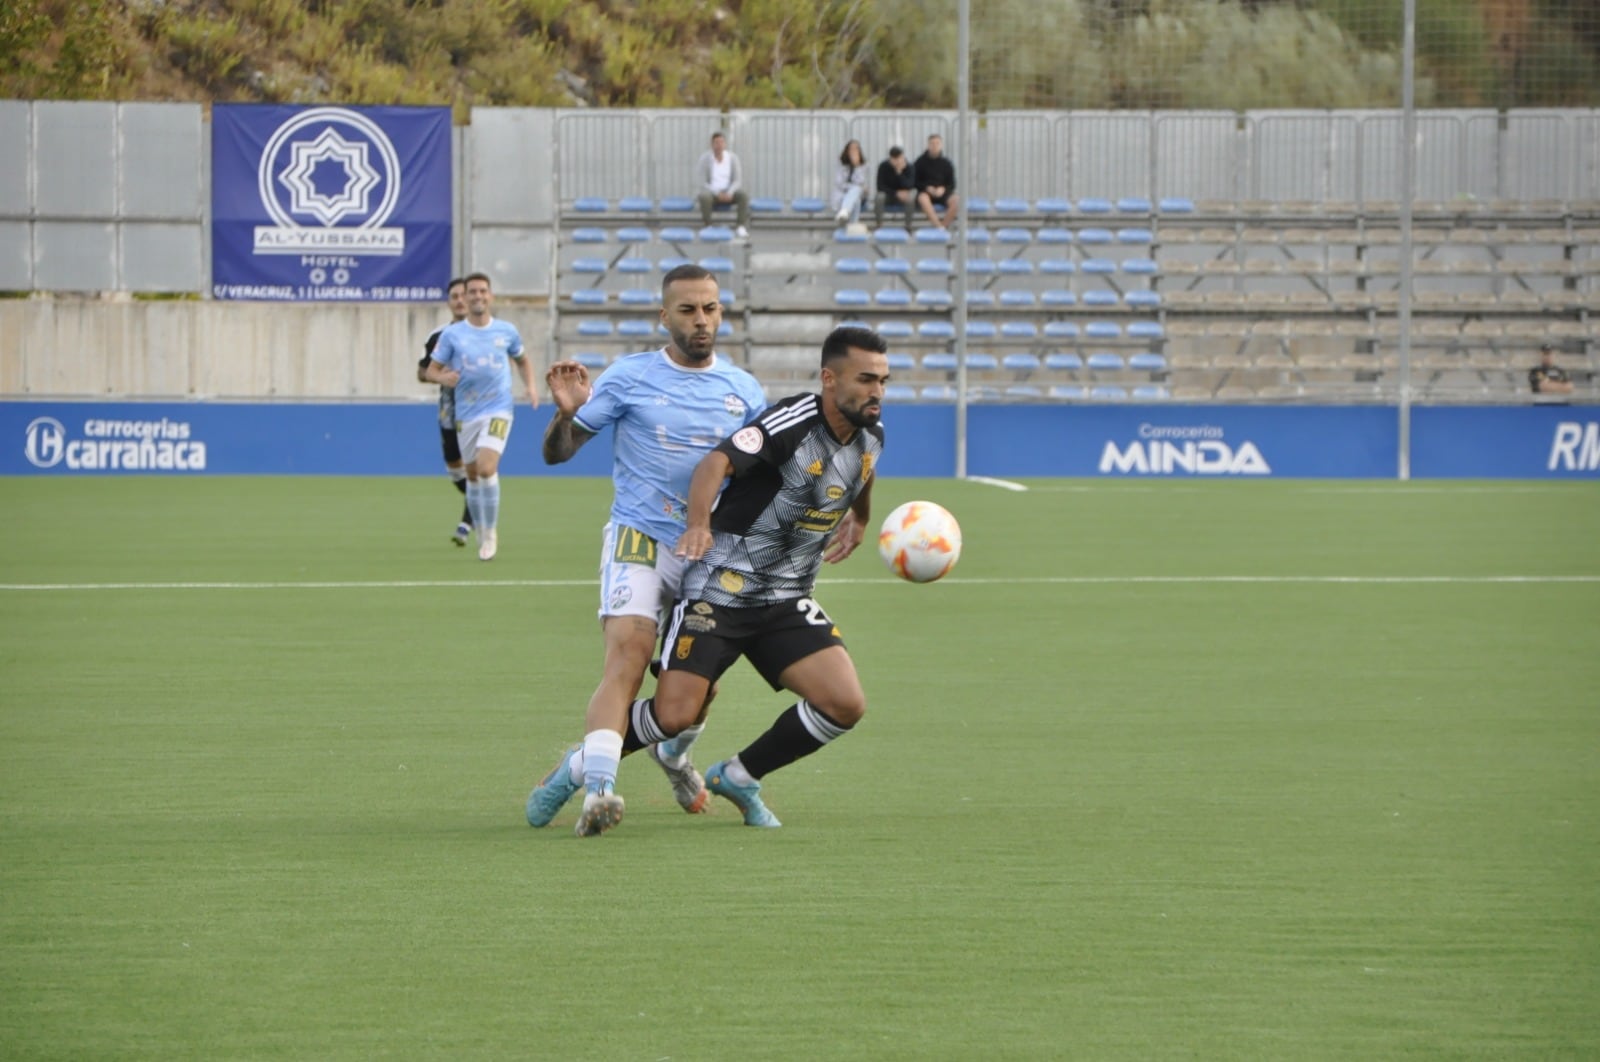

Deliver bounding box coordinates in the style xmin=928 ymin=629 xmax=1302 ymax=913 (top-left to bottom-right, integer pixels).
xmin=622 ymin=698 xmax=668 ymax=753
xmin=460 ymin=501 xmax=472 ymax=526
xmin=453 ymin=477 xmax=468 ymax=495
xmin=739 ymin=701 xmax=851 ymax=780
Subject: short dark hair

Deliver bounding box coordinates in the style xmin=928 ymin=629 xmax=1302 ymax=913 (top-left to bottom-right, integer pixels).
xmin=446 ymin=276 xmax=466 ymax=293
xmin=1539 ymin=343 xmax=1554 ymax=353
xmin=711 ymin=131 xmax=726 ymax=142
xmin=662 ymin=262 xmax=716 ymax=297
xmin=821 ymin=325 xmax=887 ymax=369
xmin=463 ymin=271 xmax=491 ymax=289
xmin=888 ymin=146 xmax=904 ymax=159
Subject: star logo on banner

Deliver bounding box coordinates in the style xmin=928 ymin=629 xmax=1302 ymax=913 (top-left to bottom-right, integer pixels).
xmin=277 ymin=127 xmax=381 ymax=226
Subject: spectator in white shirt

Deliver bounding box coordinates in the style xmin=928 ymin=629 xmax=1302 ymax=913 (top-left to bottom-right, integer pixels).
xmin=695 ymin=131 xmax=750 ymax=239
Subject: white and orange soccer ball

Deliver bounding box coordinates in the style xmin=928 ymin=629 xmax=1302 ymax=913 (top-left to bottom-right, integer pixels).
xmin=877 ymin=501 xmax=962 ymax=583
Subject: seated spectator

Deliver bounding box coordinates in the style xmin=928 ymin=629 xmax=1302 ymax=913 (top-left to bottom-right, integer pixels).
xmin=874 ymin=146 xmax=916 ymax=229
xmin=695 ymin=131 xmax=750 ymax=239
xmin=831 ymin=139 xmax=868 ymax=226
xmin=1529 ymin=343 xmax=1573 ymax=400
xmin=913 ymin=133 xmax=960 ymax=230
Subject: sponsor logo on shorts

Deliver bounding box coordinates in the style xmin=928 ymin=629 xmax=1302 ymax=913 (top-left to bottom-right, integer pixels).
xmin=612 ymin=526 xmax=658 ymax=566
xmin=683 ymin=614 xmax=716 ymax=633
xmin=609 ymin=585 xmax=633 ymax=611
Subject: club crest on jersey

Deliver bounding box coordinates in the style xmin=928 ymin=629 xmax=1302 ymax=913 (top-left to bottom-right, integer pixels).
xmin=826 ymin=485 xmax=845 ymax=500
xmin=718 ymin=570 xmax=745 ymax=593
xmin=724 ymin=394 xmax=748 ymax=417
xmin=731 ymin=426 xmax=763 ymax=454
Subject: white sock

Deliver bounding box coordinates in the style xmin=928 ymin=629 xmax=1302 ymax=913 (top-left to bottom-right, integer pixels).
xmin=657 ymin=723 xmax=704 ymax=768
xmin=465 ymin=479 xmax=485 ymax=529
xmin=564 ymin=745 xmax=586 ymax=784
xmin=449 ymin=466 xmax=467 ymax=486
xmin=481 ymin=473 xmax=500 ymax=531
xmin=582 ymin=729 xmax=624 ymax=792
xmin=723 ymin=756 xmax=755 ymax=787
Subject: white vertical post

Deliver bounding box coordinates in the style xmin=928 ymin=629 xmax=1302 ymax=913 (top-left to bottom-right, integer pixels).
xmin=954 ymin=0 xmax=971 ymax=479
xmin=1397 ymin=0 xmax=1417 ymax=480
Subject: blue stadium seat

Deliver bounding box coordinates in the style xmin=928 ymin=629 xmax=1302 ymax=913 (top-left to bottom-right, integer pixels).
xmin=1003 ymin=353 xmax=1042 ymax=373
xmin=1080 ymin=258 xmax=1117 ymax=275
xmin=875 ymin=258 xmax=911 ymax=275
xmin=836 ymin=257 xmax=872 ymax=275
xmin=618 ymin=320 xmax=655 ymax=338
xmin=1078 ymin=228 xmax=1114 ymax=245
xmin=996 ymin=228 xmax=1032 ymax=244
xmin=1132 ymin=384 xmax=1171 ymax=400
xmin=1157 ymin=196 xmax=1196 ymax=214
xmin=1044 ymin=353 xmax=1083 ymax=371
xmin=750 ymin=197 xmax=785 ymax=213
xmin=966 ymin=291 xmax=996 ymax=307
xmin=836 ymin=319 xmax=871 ymax=329
xmin=921 ymin=384 xmax=957 ymax=401
xmin=965 ymin=322 xmax=998 ymax=339
xmin=619 ymin=289 xmax=656 ymax=306
xmin=916 ymin=258 xmax=953 ymax=275
xmin=1116 ymin=197 xmax=1153 ymax=214
xmin=571 ymin=257 xmax=608 ymax=274
xmin=1043 ymin=322 xmax=1081 ymax=340
xmin=659 ymin=226 xmax=697 ymax=244
xmin=887 ymin=352 xmax=917 ymax=371
xmin=1076 ymin=198 xmax=1113 ymax=215
xmin=716 ymin=321 xmax=732 ymax=337
xmin=1035 ymin=198 xmax=1071 ymax=216
xmin=619 ymin=196 xmax=654 ymax=212
xmin=718 ymin=290 xmax=736 ymax=307
xmin=1082 ymin=290 xmax=1119 ymax=308
xmin=967 ymin=353 xmax=999 ymax=371
xmin=919 ymin=321 xmax=957 ymax=339
xmin=885 ymin=383 xmax=918 ymax=402
xmin=1040 ymin=259 xmax=1076 ymax=275
xmin=966 ymin=197 xmax=991 ymax=215
xmin=699 ymin=226 xmax=735 ymax=243
xmin=570 ymin=289 xmax=608 ymax=306
xmin=791 ymin=197 xmax=827 ymax=214
xmin=923 ymin=353 xmax=958 ymax=371
xmin=834 ymin=289 xmax=872 ymax=307
xmin=617 ymin=257 xmax=653 ymax=274
xmin=1122 ymin=258 xmax=1159 ymax=276
xmin=1091 ymin=385 xmax=1128 ymax=401
xmin=1085 ymin=322 xmax=1122 ymax=340
xmin=915 ymin=228 xmax=951 ymax=244
xmin=1116 ymin=228 xmax=1154 ymax=245
xmin=834 ymin=228 xmax=870 ymax=244
xmin=1000 ymin=322 xmax=1039 ymax=339
xmin=574 ymin=352 xmax=609 ymax=369
xmin=916 ymin=290 xmax=953 ymax=308
xmin=878 ymin=322 xmax=915 ymax=340
xmin=571 ymin=228 xmax=607 ymax=243
xmin=577 ymin=320 xmax=613 ymax=337
xmin=1124 ymin=291 xmax=1162 ymax=309
xmin=616 ymin=226 xmax=653 ymax=244
xmin=965 ymin=227 xmax=992 ymax=245
xmin=966 ymin=258 xmax=997 ymax=275
xmin=1087 ymin=352 xmax=1124 ymax=371
xmin=875 ymin=227 xmax=910 ymax=245
xmin=1047 ymin=384 xmax=1089 ymax=400
xmin=574 ymin=197 xmax=609 ymax=213
xmin=999 ymin=290 xmax=1037 ymax=308
xmin=1129 ymin=352 xmax=1168 ymax=372
xmin=659 ymin=196 xmax=696 ymax=212
xmin=875 ymin=289 xmax=912 ymax=307
xmin=1006 ymin=385 xmax=1044 ymax=399
xmin=970 ymin=385 xmax=1004 ymax=403
xmin=658 ymin=256 xmax=693 ymax=271
xmin=698 ymin=256 xmax=735 ymax=273
xmin=1127 ymin=321 xmax=1165 ymax=340
xmin=997 ymin=259 xmax=1034 ymax=275
xmin=1040 ymin=290 xmax=1077 ymax=307
xmin=994 ymin=198 xmax=1030 ymax=214
xmin=1037 ymin=228 xmax=1073 ymax=245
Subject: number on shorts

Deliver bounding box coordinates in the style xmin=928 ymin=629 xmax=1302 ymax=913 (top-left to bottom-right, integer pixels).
xmin=795 ymin=598 xmax=831 ymax=626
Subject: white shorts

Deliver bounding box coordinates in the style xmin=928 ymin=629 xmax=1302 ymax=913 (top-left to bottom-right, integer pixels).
xmin=456 ymin=414 xmax=513 ymax=463
xmin=597 ymin=521 xmax=691 ymax=626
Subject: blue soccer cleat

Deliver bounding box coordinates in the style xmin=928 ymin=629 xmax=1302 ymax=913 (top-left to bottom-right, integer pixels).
xmin=704 ymin=759 xmax=781 ymax=828
xmin=526 ymin=744 xmax=582 ymax=827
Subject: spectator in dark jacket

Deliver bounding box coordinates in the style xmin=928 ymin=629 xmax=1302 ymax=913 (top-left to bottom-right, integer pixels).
xmin=913 ymin=134 xmax=960 ymax=229
xmin=874 ymin=146 xmax=917 ymax=229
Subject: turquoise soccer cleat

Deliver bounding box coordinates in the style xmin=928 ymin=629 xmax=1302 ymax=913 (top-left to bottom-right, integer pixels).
xmin=525 ymin=744 xmax=582 ymax=827
xmin=704 ymin=760 xmax=781 ymax=828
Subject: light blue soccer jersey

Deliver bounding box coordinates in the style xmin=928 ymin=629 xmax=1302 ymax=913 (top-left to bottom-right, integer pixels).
xmin=432 ymin=318 xmax=524 ymax=424
xmin=574 ymin=349 xmax=767 ymax=546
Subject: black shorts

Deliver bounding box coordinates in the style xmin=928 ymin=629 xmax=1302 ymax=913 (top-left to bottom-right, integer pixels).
xmin=439 ymin=424 xmax=462 ymax=464
xmin=659 ymin=597 xmax=846 ymax=690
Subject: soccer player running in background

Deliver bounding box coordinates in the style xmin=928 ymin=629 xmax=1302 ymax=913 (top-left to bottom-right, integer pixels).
xmin=526 ymin=264 xmax=769 ymax=837
xmin=638 ymin=326 xmax=889 ymax=828
xmin=422 ymin=272 xmax=537 ymax=561
xmin=416 ymin=277 xmax=473 ymax=546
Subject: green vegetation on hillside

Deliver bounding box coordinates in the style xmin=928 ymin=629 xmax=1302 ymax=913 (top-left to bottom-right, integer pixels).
xmin=2 ymin=0 xmax=1596 ymax=111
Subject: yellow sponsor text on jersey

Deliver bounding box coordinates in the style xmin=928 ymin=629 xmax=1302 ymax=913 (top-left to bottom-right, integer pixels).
xmin=796 ymin=507 xmax=844 ymax=533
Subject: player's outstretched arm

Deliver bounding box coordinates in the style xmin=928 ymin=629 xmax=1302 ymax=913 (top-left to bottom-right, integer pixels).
xmin=674 ymin=450 xmax=734 ymax=561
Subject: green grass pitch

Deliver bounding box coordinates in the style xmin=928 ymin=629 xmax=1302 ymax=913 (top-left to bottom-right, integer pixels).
xmin=2 ymin=476 xmax=1597 ymax=1059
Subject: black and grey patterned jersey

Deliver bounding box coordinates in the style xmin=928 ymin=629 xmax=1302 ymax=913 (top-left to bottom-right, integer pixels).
xmin=419 ymin=323 xmax=457 ymax=427
xmin=681 ymin=392 xmax=884 ymax=608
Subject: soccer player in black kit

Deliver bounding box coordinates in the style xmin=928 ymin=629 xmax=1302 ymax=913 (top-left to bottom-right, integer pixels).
xmin=620 ymin=325 xmax=890 ymax=828
xmin=417 ymin=278 xmax=472 ymax=545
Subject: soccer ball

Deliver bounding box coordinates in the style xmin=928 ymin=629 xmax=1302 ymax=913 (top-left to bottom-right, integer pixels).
xmin=877 ymin=501 xmax=962 ymax=583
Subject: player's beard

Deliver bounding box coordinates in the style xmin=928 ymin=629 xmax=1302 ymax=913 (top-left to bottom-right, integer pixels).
xmin=840 ymin=396 xmax=881 ymax=428
xmin=668 ymin=326 xmax=715 ymax=363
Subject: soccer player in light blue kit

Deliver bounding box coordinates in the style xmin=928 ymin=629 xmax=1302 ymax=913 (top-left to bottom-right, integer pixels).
xmin=528 ymin=264 xmax=768 ymax=837
xmin=424 ymin=272 xmax=538 ymax=561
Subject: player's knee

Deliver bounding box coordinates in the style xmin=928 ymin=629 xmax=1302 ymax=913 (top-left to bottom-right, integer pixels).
xmin=818 ymin=693 xmax=865 ymax=728
xmin=654 ymin=692 xmax=702 ymax=735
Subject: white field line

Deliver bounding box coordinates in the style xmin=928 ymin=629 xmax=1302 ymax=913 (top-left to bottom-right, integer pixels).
xmin=2 ymin=575 xmax=1596 ymax=592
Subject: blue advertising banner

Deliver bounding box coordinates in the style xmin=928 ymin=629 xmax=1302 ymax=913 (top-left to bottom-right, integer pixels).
xmin=211 ymin=105 xmax=451 ymax=302
xmin=1411 ymin=406 xmax=1600 ymax=478
xmin=966 ymin=405 xmax=1398 ymax=478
